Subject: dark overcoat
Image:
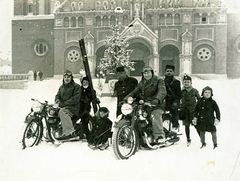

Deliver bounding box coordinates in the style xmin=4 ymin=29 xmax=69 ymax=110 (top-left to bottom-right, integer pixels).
xmin=79 ymin=86 xmax=97 ymax=114
xmin=164 ymin=76 xmax=182 ymax=110
xmin=55 ymin=80 xmax=81 ymax=117
xmin=114 ymin=76 xmax=138 ymax=104
xmin=181 ymin=87 xmax=201 ymax=112
xmin=194 ymin=97 xmax=221 ymax=132
xmin=127 ymin=75 xmax=167 ymax=110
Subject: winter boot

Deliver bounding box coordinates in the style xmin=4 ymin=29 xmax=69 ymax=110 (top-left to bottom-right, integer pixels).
xmin=187 ymin=139 xmax=191 ymax=147
xmin=200 ymin=143 xmax=206 ymax=149
xmin=213 ymin=144 xmax=218 ymax=149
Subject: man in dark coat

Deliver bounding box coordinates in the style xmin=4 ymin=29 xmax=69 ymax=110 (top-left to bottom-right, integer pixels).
xmin=55 ymin=70 xmax=81 ymax=140
xmin=125 ymin=66 xmax=167 ymax=144
xmin=79 ymin=76 xmax=100 ymax=138
xmin=164 ymin=65 xmax=182 ymax=131
xmin=113 ymin=66 xmax=138 ymax=117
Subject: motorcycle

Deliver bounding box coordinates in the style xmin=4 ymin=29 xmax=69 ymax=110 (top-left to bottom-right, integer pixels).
xmin=112 ymin=97 xmax=180 ymax=159
xmin=20 ymin=98 xmax=93 ymax=149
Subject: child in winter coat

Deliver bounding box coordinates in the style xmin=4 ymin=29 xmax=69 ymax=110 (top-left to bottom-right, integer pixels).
xmin=180 ymin=75 xmax=201 ymax=146
xmin=193 ymin=86 xmax=221 ymax=149
xmin=87 ymin=107 xmax=112 ymax=150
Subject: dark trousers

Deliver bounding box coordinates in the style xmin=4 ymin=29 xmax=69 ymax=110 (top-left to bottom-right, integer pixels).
xmin=200 ymin=131 xmax=217 ymax=145
xmin=169 ymin=108 xmax=179 ymax=128
xmin=185 ymin=125 xmax=200 ymax=140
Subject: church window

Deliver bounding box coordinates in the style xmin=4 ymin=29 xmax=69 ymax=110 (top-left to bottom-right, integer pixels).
xmin=146 ymin=14 xmax=153 ymax=25
xmin=96 ymin=16 xmax=101 ymax=26
xmin=70 ymin=17 xmax=76 ymax=27
xmin=103 ymin=16 xmax=108 ymax=26
xmin=67 ymin=48 xmax=80 ymax=62
xmin=159 ymin=14 xmax=165 ymax=25
xmin=34 ymin=41 xmax=49 ymax=56
xmin=110 ymin=16 xmax=116 ymax=26
xmin=174 ymin=14 xmax=180 ymax=25
xmin=166 ymin=14 xmax=173 ymax=25
xmin=197 ymin=47 xmax=211 ymax=61
xmin=64 ymin=17 xmax=70 ymax=27
xmin=194 ymin=13 xmax=200 ymax=24
xmin=78 ymin=17 xmax=84 ymax=27
xmin=201 ymin=13 xmax=208 ymax=24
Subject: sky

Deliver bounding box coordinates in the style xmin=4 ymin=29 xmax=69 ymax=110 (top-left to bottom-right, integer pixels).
xmin=0 ymin=0 xmax=240 ymax=56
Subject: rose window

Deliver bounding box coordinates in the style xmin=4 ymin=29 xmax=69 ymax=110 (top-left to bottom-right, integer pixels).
xmin=197 ymin=48 xmax=211 ymax=61
xmin=67 ymin=49 xmax=80 ymax=62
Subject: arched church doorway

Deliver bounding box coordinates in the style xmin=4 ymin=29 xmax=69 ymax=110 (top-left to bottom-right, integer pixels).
xmin=128 ymin=43 xmax=151 ymax=76
xmin=159 ymin=45 xmax=180 ymax=76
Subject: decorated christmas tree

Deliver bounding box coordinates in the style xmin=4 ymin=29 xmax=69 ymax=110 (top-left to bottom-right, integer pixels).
xmin=97 ymin=23 xmax=134 ymax=78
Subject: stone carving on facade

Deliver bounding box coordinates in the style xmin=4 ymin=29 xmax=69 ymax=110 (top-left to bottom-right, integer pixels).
xmin=95 ymin=1 xmax=101 ymax=10
xmin=103 ymin=1 xmax=109 ymax=10
xmin=134 ymin=0 xmax=140 ymax=18
xmin=123 ymin=0 xmax=129 ymax=10
xmin=110 ymin=0 xmax=116 ymax=10
xmin=84 ymin=31 xmax=94 ymax=56
xmin=78 ymin=1 xmax=84 ymax=11
xmin=71 ymin=2 xmax=76 ymax=11
xmin=182 ymin=29 xmax=192 ymax=55
xmin=159 ymin=0 xmax=181 ymax=9
xmin=146 ymin=0 xmax=152 ymax=9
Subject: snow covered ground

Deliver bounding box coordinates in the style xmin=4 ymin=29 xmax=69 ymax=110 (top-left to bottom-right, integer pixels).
xmin=0 ymin=77 xmax=240 ymax=181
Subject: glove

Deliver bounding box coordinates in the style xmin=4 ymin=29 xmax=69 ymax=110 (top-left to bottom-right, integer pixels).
xmin=151 ymin=99 xmax=159 ymax=106
xmin=58 ymin=102 xmax=65 ymax=108
xmin=214 ymin=119 xmax=220 ymax=126
xmin=95 ymin=98 xmax=100 ymax=104
xmin=192 ymin=117 xmax=197 ymax=125
xmin=171 ymin=102 xmax=178 ymax=110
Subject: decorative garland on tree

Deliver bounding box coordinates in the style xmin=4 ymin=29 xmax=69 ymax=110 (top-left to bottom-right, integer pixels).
xmin=97 ymin=23 xmax=135 ymax=78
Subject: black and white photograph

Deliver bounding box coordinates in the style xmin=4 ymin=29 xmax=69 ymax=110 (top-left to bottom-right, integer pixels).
xmin=0 ymin=0 xmax=240 ymax=180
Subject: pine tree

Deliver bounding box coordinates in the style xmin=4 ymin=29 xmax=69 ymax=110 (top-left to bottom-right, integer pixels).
xmin=97 ymin=23 xmax=134 ymax=78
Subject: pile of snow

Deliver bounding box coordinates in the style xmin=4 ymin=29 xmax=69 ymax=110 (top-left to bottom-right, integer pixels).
xmin=0 ymin=77 xmax=240 ymax=181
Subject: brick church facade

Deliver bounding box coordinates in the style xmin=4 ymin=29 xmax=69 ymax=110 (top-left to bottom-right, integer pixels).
xmin=12 ymin=0 xmax=240 ymax=78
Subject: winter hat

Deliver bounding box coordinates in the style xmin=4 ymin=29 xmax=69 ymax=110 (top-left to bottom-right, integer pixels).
xmin=201 ymin=86 xmax=213 ymax=96
xmin=183 ymin=74 xmax=192 ymax=82
xmin=98 ymin=107 xmax=109 ymax=118
xmin=63 ymin=70 xmax=73 ymax=76
xmin=116 ymin=66 xmax=125 ymax=72
xmin=165 ymin=65 xmax=175 ymax=71
xmin=81 ymin=76 xmax=89 ymax=84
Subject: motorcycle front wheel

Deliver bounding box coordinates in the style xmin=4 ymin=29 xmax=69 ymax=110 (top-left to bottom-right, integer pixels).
xmin=112 ymin=122 xmax=139 ymax=160
xmin=20 ymin=119 xmax=43 ymax=149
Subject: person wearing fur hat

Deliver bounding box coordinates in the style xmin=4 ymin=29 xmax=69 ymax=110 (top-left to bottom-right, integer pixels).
xmin=164 ymin=65 xmax=182 ymax=131
xmin=113 ymin=66 xmax=138 ymax=117
xmin=180 ymin=74 xmax=201 ymax=146
xmin=124 ymin=66 xmax=167 ymax=145
xmin=87 ymin=107 xmax=112 ymax=150
xmin=55 ymin=70 xmax=81 ymax=140
xmin=193 ymin=86 xmax=221 ymax=149
xmin=79 ymin=76 xmax=100 ymax=139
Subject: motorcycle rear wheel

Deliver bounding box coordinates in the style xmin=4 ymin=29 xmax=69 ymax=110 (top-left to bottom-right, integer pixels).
xmin=21 ymin=119 xmax=43 ymax=149
xmin=113 ymin=122 xmax=139 ymax=160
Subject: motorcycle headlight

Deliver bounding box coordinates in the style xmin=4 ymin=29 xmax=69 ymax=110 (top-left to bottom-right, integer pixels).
xmin=32 ymin=102 xmax=42 ymax=113
xmin=121 ymin=103 xmax=133 ymax=115
xmin=48 ymin=107 xmax=58 ymax=117
xmin=127 ymin=97 xmax=134 ymax=104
